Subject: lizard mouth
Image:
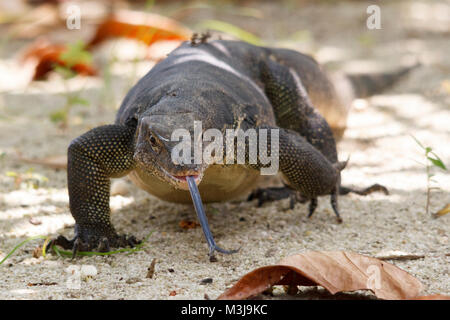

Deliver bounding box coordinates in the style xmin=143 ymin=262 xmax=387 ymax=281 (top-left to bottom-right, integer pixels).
xmin=164 ymin=171 xmax=203 ymax=190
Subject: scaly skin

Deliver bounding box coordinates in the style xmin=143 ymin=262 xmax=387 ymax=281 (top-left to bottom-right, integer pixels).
xmin=53 ymin=39 xmax=410 ymax=255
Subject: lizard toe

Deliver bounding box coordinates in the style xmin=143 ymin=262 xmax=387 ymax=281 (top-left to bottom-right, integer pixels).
xmin=248 ymin=187 xmax=296 ymax=207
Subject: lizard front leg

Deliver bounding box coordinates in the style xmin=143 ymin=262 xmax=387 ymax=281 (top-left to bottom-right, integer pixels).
xmin=250 ymin=127 xmax=345 ymax=222
xmin=53 ymin=124 xmax=139 ymax=255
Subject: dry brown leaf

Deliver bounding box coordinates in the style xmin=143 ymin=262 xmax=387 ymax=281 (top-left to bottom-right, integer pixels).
xmin=19 ymin=10 xmax=190 ymax=80
xmin=146 ymin=258 xmax=157 ymax=279
xmin=21 ymin=39 xmax=97 ymax=80
xmin=5 ymin=4 xmax=61 ymax=39
xmin=412 ymin=294 xmax=450 ymax=300
xmin=17 ymin=154 xmax=67 ymax=169
xmin=169 ymin=290 xmax=177 ymax=296
xmin=374 ymin=250 xmax=425 ymax=261
xmin=179 ymin=220 xmax=199 ymax=230
xmin=435 ymin=203 xmax=450 ymax=217
xmin=88 ymin=10 xmax=191 ymax=48
xmin=218 ymin=251 xmax=423 ymax=300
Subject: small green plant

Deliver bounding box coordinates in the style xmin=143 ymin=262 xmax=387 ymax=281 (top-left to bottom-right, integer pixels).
xmin=0 ymin=236 xmax=50 ymax=266
xmin=5 ymin=168 xmax=48 ymax=189
xmin=411 ymin=135 xmax=447 ymax=215
xmin=59 ymin=40 xmax=93 ymax=70
xmin=358 ymin=32 xmax=376 ymax=48
xmin=198 ymin=20 xmax=263 ymax=45
xmin=0 ymin=232 xmax=153 ymax=266
xmin=50 ymin=41 xmax=92 ymax=129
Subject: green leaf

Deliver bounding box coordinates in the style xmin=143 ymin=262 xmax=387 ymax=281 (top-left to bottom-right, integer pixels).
xmin=59 ymin=40 xmax=92 ymax=69
xmin=198 ymin=20 xmax=263 ymax=45
xmin=0 ymin=236 xmax=50 ymax=266
xmin=410 ymin=135 xmax=425 ymax=150
xmin=50 ymin=110 xmax=67 ymax=124
xmin=427 ymin=156 xmax=447 ymax=170
xmin=54 ymin=65 xmax=75 ymax=79
xmin=68 ymin=96 xmax=89 ymax=107
xmin=358 ymin=33 xmax=375 ymax=48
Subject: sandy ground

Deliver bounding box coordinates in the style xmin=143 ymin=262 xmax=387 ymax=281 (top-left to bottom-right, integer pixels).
xmin=0 ymin=0 xmax=449 ymax=299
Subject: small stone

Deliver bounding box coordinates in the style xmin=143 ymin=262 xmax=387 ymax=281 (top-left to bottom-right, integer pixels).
xmin=200 ymin=278 xmax=213 ymax=285
xmin=126 ymin=277 xmax=142 ymax=284
xmin=264 ymin=248 xmax=276 ymax=258
xmin=146 ymin=258 xmax=157 ymax=278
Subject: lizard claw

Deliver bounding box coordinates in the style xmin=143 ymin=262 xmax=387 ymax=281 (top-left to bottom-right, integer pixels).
xmin=50 ymin=225 xmax=141 ymax=257
xmin=247 ymin=187 xmax=297 ymax=207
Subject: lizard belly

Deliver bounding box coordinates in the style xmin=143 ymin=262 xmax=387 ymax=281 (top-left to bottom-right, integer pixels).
xmin=128 ymin=165 xmax=261 ymax=203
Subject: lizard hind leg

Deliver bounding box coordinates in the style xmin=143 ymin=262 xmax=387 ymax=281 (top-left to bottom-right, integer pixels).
xmin=307 ymin=198 xmax=318 ymax=218
xmin=330 ymin=191 xmax=343 ymax=223
xmin=247 ymin=186 xmax=297 ymax=207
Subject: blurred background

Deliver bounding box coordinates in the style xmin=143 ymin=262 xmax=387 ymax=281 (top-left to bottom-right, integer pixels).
xmin=0 ymin=0 xmax=448 ymax=299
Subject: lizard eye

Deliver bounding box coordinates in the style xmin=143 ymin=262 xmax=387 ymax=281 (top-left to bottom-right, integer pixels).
xmin=148 ymin=134 xmax=161 ymax=153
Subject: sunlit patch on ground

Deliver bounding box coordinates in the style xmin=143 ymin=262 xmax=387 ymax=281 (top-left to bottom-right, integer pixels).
xmin=0 ymin=0 xmax=448 ymax=299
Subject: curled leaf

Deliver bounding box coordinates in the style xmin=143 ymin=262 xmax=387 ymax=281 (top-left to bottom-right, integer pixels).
xmin=435 ymin=203 xmax=450 ymax=217
xmin=21 ymin=39 xmax=97 ymax=80
xmin=218 ymin=251 xmax=423 ymax=300
xmin=412 ymin=294 xmax=450 ymax=300
xmin=427 ymin=155 xmax=447 ymax=170
xmin=88 ymin=10 xmax=191 ymax=48
xmin=179 ymin=220 xmax=199 ymax=230
xmin=16 ymin=154 xmax=67 ymax=170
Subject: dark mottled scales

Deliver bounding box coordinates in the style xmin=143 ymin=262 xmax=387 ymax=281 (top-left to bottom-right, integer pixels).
xmin=54 ymin=40 xmax=412 ymax=254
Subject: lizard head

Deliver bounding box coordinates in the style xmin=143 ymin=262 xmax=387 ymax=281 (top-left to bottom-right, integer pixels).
xmin=133 ymin=114 xmax=207 ymax=191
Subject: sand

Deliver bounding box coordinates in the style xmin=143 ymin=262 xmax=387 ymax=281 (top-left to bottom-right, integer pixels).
xmin=0 ymin=0 xmax=448 ymax=299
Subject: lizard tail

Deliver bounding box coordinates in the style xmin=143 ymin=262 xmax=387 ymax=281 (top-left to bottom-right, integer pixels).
xmin=346 ymin=62 xmax=420 ymax=98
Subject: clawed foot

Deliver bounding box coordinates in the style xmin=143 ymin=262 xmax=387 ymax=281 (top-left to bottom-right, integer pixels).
xmin=247 ymin=186 xmax=300 ymax=208
xmin=50 ymin=224 xmax=140 ymax=257
xmin=248 ymin=187 xmax=343 ymax=223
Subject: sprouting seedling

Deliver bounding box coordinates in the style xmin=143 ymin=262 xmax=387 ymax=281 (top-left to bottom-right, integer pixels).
xmin=411 ymin=135 xmax=447 ymax=215
xmin=0 ymin=232 xmax=154 ymax=266
xmin=5 ymin=168 xmax=48 ymax=189
xmin=197 ymin=20 xmax=263 ymax=46
xmin=59 ymin=40 xmax=93 ymax=73
xmin=50 ymin=41 xmax=92 ymax=129
xmin=0 ymin=236 xmax=50 ymax=266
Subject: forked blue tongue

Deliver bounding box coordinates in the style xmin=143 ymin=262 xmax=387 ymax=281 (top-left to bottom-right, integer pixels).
xmin=186 ymin=176 xmax=239 ymax=257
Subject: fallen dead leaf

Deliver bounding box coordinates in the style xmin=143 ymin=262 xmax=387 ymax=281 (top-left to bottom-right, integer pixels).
xmin=375 ymin=250 xmax=425 ymax=261
xmin=218 ymin=251 xmax=423 ymax=300
xmin=21 ymin=39 xmax=97 ymax=80
xmin=27 ymin=282 xmax=58 ymax=286
xmin=16 ymin=154 xmax=67 ymax=170
xmin=19 ymin=10 xmax=191 ymax=80
xmin=146 ymin=258 xmax=157 ymax=279
xmin=179 ymin=220 xmax=199 ymax=230
xmin=88 ymin=10 xmax=191 ymax=48
xmin=435 ymin=203 xmax=450 ymax=217
xmin=169 ymin=290 xmax=177 ymax=296
xmin=5 ymin=4 xmax=61 ymax=39
xmin=32 ymin=246 xmax=42 ymax=259
xmin=412 ymin=294 xmax=450 ymax=300
xmin=29 ymin=217 xmax=42 ymax=226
